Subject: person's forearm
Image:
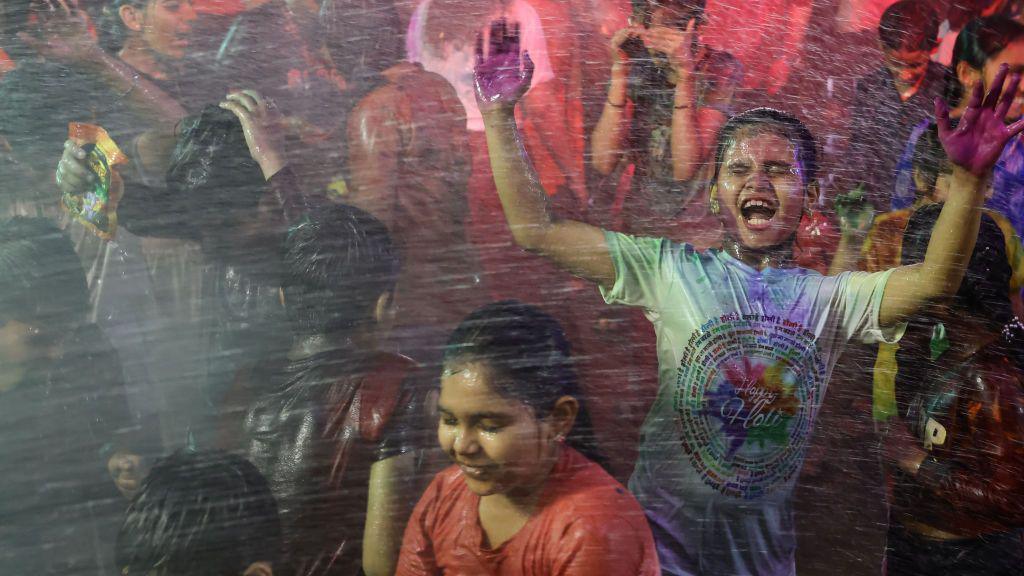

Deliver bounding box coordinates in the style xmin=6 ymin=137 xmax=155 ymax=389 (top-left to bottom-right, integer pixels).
xmin=591 ymin=63 xmax=631 ymax=175
xmin=81 ymin=47 xmax=187 ymax=125
xmin=670 ymin=74 xmax=700 ymax=181
xmin=481 ymin=108 xmax=556 ymax=251
xmin=919 ymin=167 xmax=986 ymax=298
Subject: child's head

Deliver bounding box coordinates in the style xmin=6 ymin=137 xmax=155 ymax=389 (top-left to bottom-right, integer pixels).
xmin=911 ymin=124 xmax=954 ymax=203
xmin=116 ymin=449 xmax=281 ymax=576
xmin=0 ymin=217 xmax=89 ymax=390
xmin=878 ymin=0 xmax=940 ymax=87
xmin=438 ymin=301 xmax=601 ymax=497
xmin=710 ymin=108 xmax=818 ymax=251
xmin=281 ymin=204 xmax=399 ymax=341
xmin=951 ymin=16 xmax=1024 ymax=119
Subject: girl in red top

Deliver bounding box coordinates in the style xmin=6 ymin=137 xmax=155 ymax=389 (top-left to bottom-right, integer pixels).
xmin=396 ymin=301 xmax=659 ymax=576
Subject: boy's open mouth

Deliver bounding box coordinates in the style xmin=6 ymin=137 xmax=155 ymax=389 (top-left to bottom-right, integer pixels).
xmin=740 ymin=198 xmax=778 ymax=230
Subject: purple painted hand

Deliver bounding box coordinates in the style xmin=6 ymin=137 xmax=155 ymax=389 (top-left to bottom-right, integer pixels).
xmin=936 ymin=64 xmax=1024 ymax=177
xmin=474 ymin=18 xmax=534 ymax=114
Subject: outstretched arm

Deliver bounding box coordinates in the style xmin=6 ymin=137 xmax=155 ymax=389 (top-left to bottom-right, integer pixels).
xmin=879 ymin=66 xmax=1024 ymax=327
xmin=477 ymin=19 xmax=615 ymax=289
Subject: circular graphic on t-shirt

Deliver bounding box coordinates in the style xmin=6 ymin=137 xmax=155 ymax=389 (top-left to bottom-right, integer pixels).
xmin=674 ymin=313 xmax=826 ymax=499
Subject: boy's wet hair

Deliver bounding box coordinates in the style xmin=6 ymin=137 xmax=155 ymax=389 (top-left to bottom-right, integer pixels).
xmin=878 ymin=0 xmax=940 ymax=53
xmin=712 ymin=107 xmax=818 ymax=186
xmin=282 ymin=204 xmax=400 ymax=337
xmin=0 ymin=217 xmax=88 ymax=335
xmin=444 ymin=300 xmax=606 ymax=467
xmin=116 ymin=449 xmax=282 ymax=576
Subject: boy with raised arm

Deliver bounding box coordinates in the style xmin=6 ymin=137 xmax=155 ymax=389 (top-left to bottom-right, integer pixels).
xmin=474 ymin=18 xmax=1024 ymax=576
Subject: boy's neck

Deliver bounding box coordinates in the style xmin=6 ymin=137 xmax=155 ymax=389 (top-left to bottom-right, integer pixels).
xmin=723 ymin=236 xmax=794 ymax=271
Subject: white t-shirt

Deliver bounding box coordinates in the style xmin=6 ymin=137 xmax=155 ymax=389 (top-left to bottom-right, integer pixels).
xmin=600 ymin=231 xmax=903 ymax=576
xmin=405 ymin=0 xmax=555 ymax=132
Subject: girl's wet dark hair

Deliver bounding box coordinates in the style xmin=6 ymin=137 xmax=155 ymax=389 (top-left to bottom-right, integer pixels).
xmin=947 ymin=16 xmax=1024 ymax=104
xmin=712 ymin=107 xmax=818 ymax=186
xmin=443 ymin=301 xmax=606 ymax=468
xmin=165 ymin=105 xmax=267 ymax=231
xmin=0 ymin=217 xmax=89 ymax=337
xmin=116 ymin=449 xmax=282 ymax=576
xmin=901 ymin=203 xmax=1015 ymax=328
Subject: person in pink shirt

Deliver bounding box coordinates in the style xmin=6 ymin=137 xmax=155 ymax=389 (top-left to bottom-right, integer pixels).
xmin=396 ymin=300 xmax=659 ymax=576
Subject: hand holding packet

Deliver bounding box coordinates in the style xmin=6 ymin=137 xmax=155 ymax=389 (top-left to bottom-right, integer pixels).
xmin=62 ymin=123 xmax=127 ymax=240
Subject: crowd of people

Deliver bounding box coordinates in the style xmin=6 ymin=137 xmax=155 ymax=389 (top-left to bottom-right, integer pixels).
xmin=2 ymin=0 xmax=1024 ymax=575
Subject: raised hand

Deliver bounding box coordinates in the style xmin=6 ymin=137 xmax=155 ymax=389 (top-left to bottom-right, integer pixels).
xmin=18 ymin=0 xmax=100 ymax=65
xmin=936 ymin=64 xmax=1024 ymax=176
xmin=643 ymin=19 xmax=698 ymax=77
xmin=219 ymin=90 xmax=287 ymax=180
xmin=610 ymin=25 xmax=645 ymax=65
xmin=474 ymin=18 xmax=534 ymax=114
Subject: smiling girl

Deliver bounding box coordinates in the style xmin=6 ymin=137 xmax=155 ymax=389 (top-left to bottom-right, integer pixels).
xmin=473 ymin=19 xmax=1024 ymax=576
xmin=396 ymin=301 xmax=659 ymax=575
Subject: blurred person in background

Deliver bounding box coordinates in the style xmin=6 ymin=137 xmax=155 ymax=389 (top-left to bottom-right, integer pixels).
xmin=228 ymin=204 xmax=428 ymax=576
xmin=847 ymin=0 xmax=951 ymax=210
xmin=881 ymin=204 xmax=1024 ymax=576
xmin=115 ymin=449 xmax=283 ymax=576
xmin=591 ymin=0 xmax=741 ymax=247
xmin=325 ymin=0 xmax=484 ymax=370
xmin=0 ymin=216 xmax=141 ymax=575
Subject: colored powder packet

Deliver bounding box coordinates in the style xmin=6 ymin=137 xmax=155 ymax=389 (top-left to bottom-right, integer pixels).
xmin=62 ymin=123 xmax=128 ymax=240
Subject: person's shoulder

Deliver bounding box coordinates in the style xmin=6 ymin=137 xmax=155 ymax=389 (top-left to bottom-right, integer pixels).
xmin=549 ymin=451 xmax=646 ymax=520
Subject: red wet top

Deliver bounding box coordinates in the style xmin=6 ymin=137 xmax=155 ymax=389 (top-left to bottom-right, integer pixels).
xmin=396 ymin=446 xmax=660 ymax=576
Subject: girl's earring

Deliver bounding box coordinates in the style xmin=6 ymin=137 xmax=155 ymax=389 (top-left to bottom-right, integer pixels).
xmin=709 ymin=198 xmax=721 ymax=215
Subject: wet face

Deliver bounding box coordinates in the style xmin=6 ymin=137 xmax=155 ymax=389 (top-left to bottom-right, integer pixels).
xmin=136 ymin=0 xmax=196 ymax=60
xmin=714 ymin=129 xmax=808 ymax=251
xmin=108 ymin=451 xmax=147 ymax=499
xmin=983 ymin=39 xmax=1024 ymax=121
xmin=437 ymin=362 xmax=560 ymax=498
xmin=0 ymin=319 xmax=49 ymax=392
xmin=882 ymin=47 xmax=931 ymax=88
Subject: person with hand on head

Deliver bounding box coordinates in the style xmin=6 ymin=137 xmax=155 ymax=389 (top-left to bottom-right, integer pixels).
xmin=396 ymin=300 xmax=659 ymax=576
xmin=57 ymin=88 xmax=324 ymax=446
xmin=474 ymin=17 xmax=1024 ymax=574
xmin=116 ymin=449 xmax=283 ymax=576
xmin=591 ymin=0 xmax=741 ymax=244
